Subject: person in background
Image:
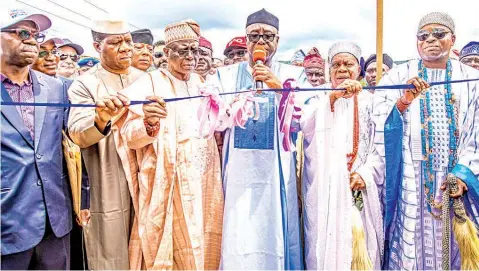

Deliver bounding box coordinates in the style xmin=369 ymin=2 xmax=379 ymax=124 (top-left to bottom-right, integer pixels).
xmin=131 ymin=28 xmax=154 ymax=72
xmin=1 ymin=13 xmax=72 ymax=270
xmin=363 ymin=53 xmax=394 ymax=88
xmin=459 ymin=41 xmax=479 ymax=70
xmin=32 ymin=36 xmax=63 ymax=76
xmin=303 ymin=47 xmax=326 ymax=87
xmin=77 ymin=57 xmax=99 ymax=75
xmin=57 ymin=39 xmax=83 ymax=79
xmin=196 ymin=36 xmax=214 ymax=79
xmin=153 ymin=39 xmax=168 ymax=69
xmin=223 ymin=36 xmax=248 ymax=65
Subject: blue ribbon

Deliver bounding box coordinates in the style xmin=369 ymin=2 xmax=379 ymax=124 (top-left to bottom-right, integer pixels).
xmin=1 ymin=78 xmax=478 ymax=108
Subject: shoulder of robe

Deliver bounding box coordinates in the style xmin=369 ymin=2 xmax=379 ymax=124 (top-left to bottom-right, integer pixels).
xmin=129 ymin=66 xmax=147 ymax=81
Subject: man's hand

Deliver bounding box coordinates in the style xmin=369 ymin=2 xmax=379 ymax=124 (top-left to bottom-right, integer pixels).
xmin=95 ymin=94 xmax=130 ymax=132
xmin=143 ymin=96 xmax=167 ymax=126
xmin=76 ymin=209 xmax=91 ymax=227
xmin=252 ymin=63 xmax=282 ymax=90
xmin=403 ymin=76 xmax=430 ymax=103
xmin=332 ymin=79 xmax=363 ymax=99
xmin=441 ymin=178 xmax=469 ymax=199
xmin=350 ymin=172 xmax=366 ymax=191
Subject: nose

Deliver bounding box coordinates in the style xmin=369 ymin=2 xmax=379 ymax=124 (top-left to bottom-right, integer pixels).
xmin=119 ymin=41 xmax=132 ymax=52
xmin=311 ymin=74 xmax=318 ymax=80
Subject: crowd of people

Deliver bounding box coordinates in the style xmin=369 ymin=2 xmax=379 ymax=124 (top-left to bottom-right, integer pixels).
xmin=1 ymin=6 xmax=479 ymax=271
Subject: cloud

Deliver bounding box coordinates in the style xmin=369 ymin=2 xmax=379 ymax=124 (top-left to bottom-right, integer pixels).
xmin=1 ymin=0 xmax=478 ymax=62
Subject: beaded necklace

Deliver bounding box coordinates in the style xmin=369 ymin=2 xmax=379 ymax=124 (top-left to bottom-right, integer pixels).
xmin=418 ymin=59 xmax=459 ymax=218
xmin=347 ymin=94 xmax=359 ymax=172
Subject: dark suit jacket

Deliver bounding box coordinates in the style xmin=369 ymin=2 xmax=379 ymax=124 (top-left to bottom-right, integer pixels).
xmin=59 ymin=76 xmax=90 ymax=210
xmin=1 ymin=70 xmax=73 ymax=255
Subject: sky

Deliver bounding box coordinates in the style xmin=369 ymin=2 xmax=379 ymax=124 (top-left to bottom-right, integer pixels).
xmin=1 ymin=0 xmax=478 ymax=62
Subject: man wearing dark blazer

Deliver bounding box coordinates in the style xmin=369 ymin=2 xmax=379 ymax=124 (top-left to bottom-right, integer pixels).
xmin=1 ymin=14 xmax=72 ymax=269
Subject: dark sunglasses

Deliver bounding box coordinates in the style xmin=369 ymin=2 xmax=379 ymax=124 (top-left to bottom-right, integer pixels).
xmin=154 ymin=52 xmax=164 ymax=58
xmin=247 ymin=33 xmax=276 ymax=43
xmin=1 ymin=28 xmax=45 ymax=43
xmin=38 ymin=49 xmax=59 ymax=58
xmin=416 ymin=29 xmax=450 ymax=41
xmin=59 ymin=53 xmax=79 ymax=62
xmin=227 ymin=50 xmax=247 ymax=59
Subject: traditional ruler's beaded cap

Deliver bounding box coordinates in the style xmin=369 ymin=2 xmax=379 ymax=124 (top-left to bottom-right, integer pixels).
xmin=418 ymin=12 xmax=455 ymax=33
xmin=164 ymin=19 xmax=201 ymax=46
xmin=328 ymin=41 xmax=362 ymax=63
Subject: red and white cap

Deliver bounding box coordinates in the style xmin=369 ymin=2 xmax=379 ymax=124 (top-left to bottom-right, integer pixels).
xmin=224 ymin=36 xmax=247 ymax=56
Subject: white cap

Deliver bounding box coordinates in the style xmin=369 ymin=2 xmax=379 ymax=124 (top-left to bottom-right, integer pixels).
xmin=1 ymin=13 xmax=51 ymax=32
xmin=91 ymin=18 xmax=129 ymax=34
xmin=328 ymin=41 xmax=362 ymax=63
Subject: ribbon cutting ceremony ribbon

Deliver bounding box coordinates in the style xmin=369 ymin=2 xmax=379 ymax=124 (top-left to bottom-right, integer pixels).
xmin=278 ymin=79 xmax=302 ymax=152
xmin=2 ymin=78 xmax=478 ymax=108
xmin=197 ymin=84 xmax=222 ymax=139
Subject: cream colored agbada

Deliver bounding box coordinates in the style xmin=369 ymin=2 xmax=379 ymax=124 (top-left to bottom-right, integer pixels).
xmin=118 ymin=69 xmax=223 ymax=270
xmin=67 ymin=64 xmax=144 ymax=270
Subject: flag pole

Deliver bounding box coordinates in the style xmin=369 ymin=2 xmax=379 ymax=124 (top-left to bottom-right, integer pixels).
xmin=376 ymin=0 xmax=384 ymax=83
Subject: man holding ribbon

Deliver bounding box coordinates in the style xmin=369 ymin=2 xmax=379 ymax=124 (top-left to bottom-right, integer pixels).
xmin=117 ymin=19 xmax=223 ymax=270
xmin=296 ymin=41 xmax=384 ymax=270
xmin=373 ymin=12 xmax=479 ymax=270
xmin=67 ymin=18 xmax=144 ymax=270
xmin=208 ymin=8 xmax=305 ymax=270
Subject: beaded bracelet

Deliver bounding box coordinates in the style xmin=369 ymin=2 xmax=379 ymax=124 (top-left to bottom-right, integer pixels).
xmin=143 ymin=119 xmax=160 ymax=137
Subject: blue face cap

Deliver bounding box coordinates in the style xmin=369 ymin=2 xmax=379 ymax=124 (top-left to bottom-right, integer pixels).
xmin=78 ymin=57 xmax=99 ymax=67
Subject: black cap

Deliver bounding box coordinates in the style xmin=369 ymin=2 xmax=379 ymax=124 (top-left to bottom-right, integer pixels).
xmin=131 ymin=29 xmax=154 ymax=45
xmin=246 ymin=8 xmax=279 ymax=30
xmin=364 ymin=53 xmax=394 ymax=70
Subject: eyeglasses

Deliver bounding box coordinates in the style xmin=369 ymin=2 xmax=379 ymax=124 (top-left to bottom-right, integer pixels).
xmin=461 ymin=56 xmax=479 ymax=65
xmin=154 ymin=52 xmax=164 ymax=58
xmin=168 ymin=47 xmax=199 ymax=57
xmin=227 ymin=50 xmax=247 ymax=59
xmin=246 ymin=33 xmax=276 ymax=43
xmin=59 ymin=53 xmax=79 ymax=62
xmin=134 ymin=43 xmax=154 ymax=54
xmin=38 ymin=49 xmax=59 ymax=58
xmin=416 ymin=28 xmax=451 ymax=41
xmin=1 ymin=28 xmax=45 ymax=43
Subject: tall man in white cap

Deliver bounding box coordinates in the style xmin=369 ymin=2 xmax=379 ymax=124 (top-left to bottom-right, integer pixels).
xmin=117 ymin=19 xmax=223 ymax=270
xmin=373 ymin=12 xmax=479 ymax=270
xmin=67 ymin=18 xmax=144 ymax=270
xmin=1 ymin=14 xmax=73 ymax=269
xmin=207 ymin=8 xmax=304 ymax=270
xmin=296 ymin=41 xmax=384 ymax=270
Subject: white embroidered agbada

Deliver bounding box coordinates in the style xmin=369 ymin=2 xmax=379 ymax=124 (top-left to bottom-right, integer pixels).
xmin=207 ymin=61 xmax=306 ymax=270
xmin=297 ymin=84 xmax=384 ymax=270
xmin=373 ymin=59 xmax=479 ymax=270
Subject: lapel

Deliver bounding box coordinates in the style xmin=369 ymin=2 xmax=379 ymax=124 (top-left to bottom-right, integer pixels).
xmin=1 ymin=80 xmax=35 ymax=148
xmin=32 ymin=71 xmax=48 ymax=151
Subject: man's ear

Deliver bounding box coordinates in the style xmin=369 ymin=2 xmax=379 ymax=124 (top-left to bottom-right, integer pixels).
xmin=163 ymin=47 xmax=169 ymax=56
xmin=451 ymin=34 xmax=456 ymax=47
xmin=93 ymin=42 xmax=101 ymax=53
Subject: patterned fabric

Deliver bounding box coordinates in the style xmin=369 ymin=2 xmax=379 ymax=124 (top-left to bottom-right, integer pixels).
xmin=1 ymin=73 xmax=34 ymax=139
xmin=164 ymin=19 xmax=200 ymax=46
xmin=373 ymin=59 xmax=479 ymax=270
xmin=117 ymin=69 xmax=223 ymax=270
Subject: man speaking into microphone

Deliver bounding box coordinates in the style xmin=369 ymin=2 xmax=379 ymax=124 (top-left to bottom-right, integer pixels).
xmin=207 ymin=8 xmax=306 ymax=270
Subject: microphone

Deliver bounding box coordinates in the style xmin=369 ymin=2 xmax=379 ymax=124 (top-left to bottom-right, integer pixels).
xmin=252 ymin=45 xmax=267 ymax=90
